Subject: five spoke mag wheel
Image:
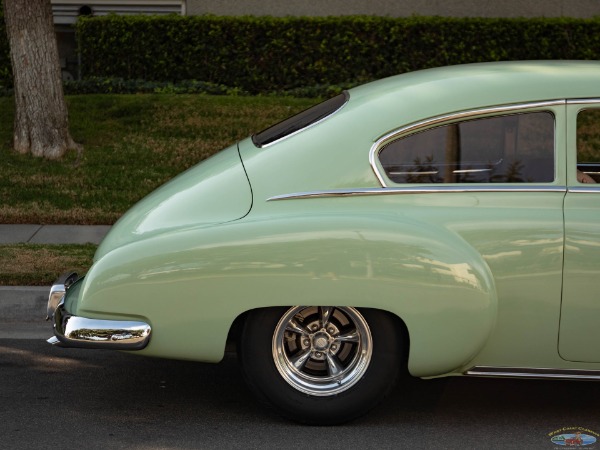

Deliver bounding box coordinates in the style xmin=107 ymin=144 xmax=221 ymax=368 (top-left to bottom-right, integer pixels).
xmin=272 ymin=306 xmax=372 ymax=396
xmin=240 ymin=306 xmax=402 ymax=425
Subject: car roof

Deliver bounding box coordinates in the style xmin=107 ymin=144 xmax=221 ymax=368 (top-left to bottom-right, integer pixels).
xmin=339 ymin=60 xmax=600 ymax=141
xmin=349 ymin=61 xmax=600 ymax=106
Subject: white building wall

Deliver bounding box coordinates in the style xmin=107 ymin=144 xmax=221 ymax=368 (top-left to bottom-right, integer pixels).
xmin=51 ymin=1 xmax=184 ymax=25
xmin=185 ymin=0 xmax=600 ymax=18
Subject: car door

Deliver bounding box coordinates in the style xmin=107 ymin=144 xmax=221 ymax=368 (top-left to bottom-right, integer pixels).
xmin=372 ymin=103 xmax=568 ymax=366
xmin=560 ymin=101 xmax=600 ymax=362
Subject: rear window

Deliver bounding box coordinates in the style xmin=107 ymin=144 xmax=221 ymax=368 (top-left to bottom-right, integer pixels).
xmin=252 ymin=91 xmax=349 ymax=148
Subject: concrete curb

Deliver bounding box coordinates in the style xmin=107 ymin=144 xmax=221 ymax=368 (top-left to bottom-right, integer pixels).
xmin=0 ymin=286 xmax=49 ymax=322
xmin=0 ymin=225 xmax=110 ymax=337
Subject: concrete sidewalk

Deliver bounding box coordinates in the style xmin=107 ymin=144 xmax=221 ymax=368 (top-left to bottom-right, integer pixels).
xmin=0 ymin=224 xmax=111 ymax=337
xmin=0 ymin=224 xmax=111 ymax=244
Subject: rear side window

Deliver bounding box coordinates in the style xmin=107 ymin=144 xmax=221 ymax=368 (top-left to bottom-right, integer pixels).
xmin=252 ymin=92 xmax=349 ymax=148
xmin=379 ymin=112 xmax=554 ymax=184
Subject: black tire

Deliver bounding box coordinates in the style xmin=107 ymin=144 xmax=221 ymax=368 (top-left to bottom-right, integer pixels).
xmin=239 ymin=306 xmax=402 ymax=425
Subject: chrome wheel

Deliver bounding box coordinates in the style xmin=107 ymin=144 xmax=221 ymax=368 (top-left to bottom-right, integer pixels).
xmin=272 ymin=306 xmax=373 ymax=396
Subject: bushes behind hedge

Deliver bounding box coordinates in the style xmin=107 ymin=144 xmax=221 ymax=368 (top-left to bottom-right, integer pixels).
xmin=76 ymin=15 xmax=600 ymax=94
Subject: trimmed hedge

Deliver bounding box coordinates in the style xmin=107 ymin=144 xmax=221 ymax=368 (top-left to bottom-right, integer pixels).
xmin=76 ymin=15 xmax=600 ymax=94
xmin=63 ymin=77 xmax=243 ymax=95
xmin=2 ymin=14 xmax=600 ymax=94
xmin=60 ymin=76 xmax=347 ymax=97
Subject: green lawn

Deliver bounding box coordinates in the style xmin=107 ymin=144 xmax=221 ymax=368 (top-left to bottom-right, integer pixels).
xmin=0 ymin=244 xmax=96 ymax=285
xmin=0 ymin=94 xmax=316 ymax=224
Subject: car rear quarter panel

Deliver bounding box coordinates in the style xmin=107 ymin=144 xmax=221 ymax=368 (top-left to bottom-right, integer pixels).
xmin=69 ymin=207 xmax=496 ymax=373
xmin=244 ymin=192 xmax=566 ymax=376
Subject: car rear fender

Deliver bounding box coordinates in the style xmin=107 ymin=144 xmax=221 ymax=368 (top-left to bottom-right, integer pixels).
xmin=71 ymin=213 xmax=496 ymax=375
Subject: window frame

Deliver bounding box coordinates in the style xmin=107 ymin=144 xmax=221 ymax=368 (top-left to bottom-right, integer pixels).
xmin=571 ymin=100 xmax=600 ymax=189
xmin=370 ymin=101 xmax=564 ymax=188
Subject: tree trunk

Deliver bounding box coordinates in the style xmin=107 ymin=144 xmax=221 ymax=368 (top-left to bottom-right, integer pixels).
xmin=3 ymin=0 xmax=80 ymax=159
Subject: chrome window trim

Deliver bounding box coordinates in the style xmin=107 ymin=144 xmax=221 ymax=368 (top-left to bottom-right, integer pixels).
xmin=573 ymin=102 xmax=600 ymax=186
xmin=267 ymin=185 xmax=566 ymax=201
xmin=466 ymin=365 xmax=600 ymax=381
xmin=369 ymin=100 xmax=565 ymax=187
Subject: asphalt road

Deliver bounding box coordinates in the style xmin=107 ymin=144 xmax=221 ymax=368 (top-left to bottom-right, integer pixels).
xmin=1 ymin=338 xmax=599 ymax=450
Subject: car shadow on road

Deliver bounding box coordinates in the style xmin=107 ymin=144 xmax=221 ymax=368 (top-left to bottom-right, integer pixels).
xmin=3 ymin=339 xmax=600 ymax=449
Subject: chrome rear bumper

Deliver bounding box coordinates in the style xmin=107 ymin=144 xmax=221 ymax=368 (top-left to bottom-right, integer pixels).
xmin=47 ymin=272 xmax=151 ymax=350
xmin=47 ymin=271 xmax=79 ymax=320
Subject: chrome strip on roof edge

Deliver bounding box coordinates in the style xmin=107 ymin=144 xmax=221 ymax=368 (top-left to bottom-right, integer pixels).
xmin=267 ymin=185 xmax=566 ymax=201
xmin=369 ymin=100 xmax=566 ymax=188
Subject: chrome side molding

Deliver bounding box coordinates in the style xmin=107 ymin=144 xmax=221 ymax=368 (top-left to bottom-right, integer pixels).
xmin=268 ymin=185 xmax=567 ymax=201
xmin=568 ymin=186 xmax=600 ymax=194
xmin=465 ymin=366 xmax=600 ymax=381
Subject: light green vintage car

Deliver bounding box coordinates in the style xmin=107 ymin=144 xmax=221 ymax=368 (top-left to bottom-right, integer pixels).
xmin=47 ymin=61 xmax=600 ymax=424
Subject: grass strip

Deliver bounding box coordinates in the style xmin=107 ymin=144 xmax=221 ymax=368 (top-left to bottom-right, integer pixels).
xmin=0 ymin=244 xmax=96 ymax=286
xmin=0 ymin=94 xmax=316 ymax=224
